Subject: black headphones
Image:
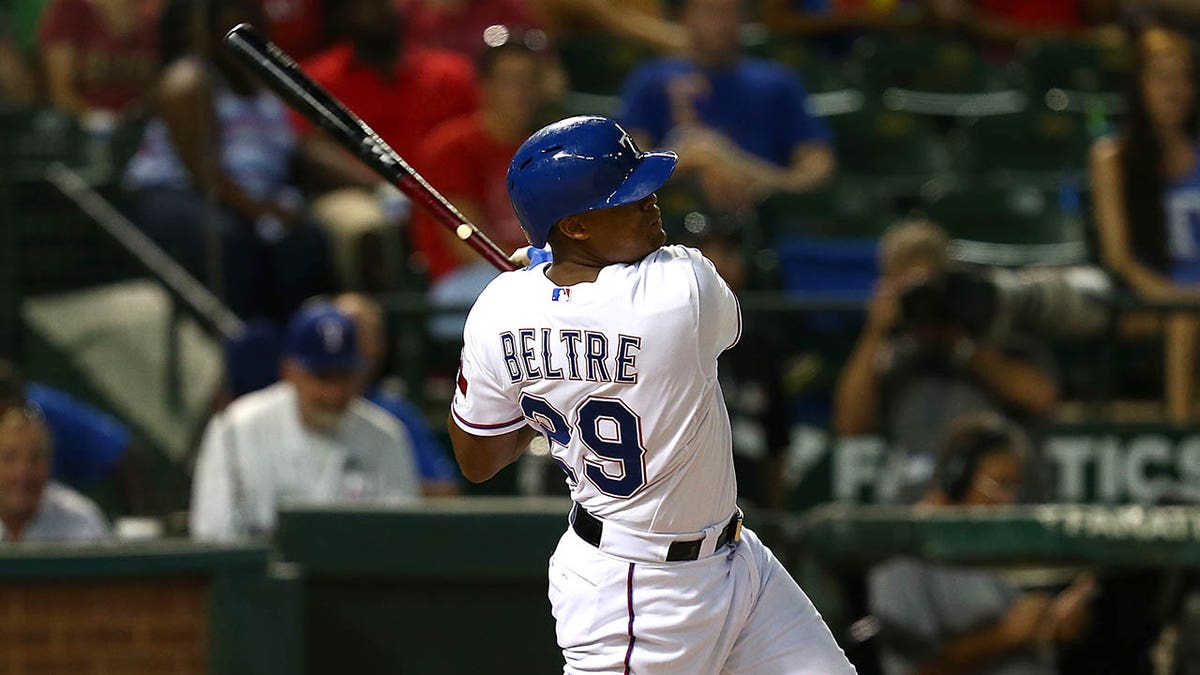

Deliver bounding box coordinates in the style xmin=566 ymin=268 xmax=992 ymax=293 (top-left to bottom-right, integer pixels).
xmin=935 ymin=415 xmax=1023 ymax=502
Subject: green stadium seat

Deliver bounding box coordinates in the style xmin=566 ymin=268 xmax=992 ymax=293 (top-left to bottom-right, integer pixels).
xmin=557 ymin=36 xmax=655 ymax=97
xmin=919 ymin=181 xmax=1089 ymax=265
xmin=826 ymin=104 xmax=952 ymax=194
xmin=744 ymin=36 xmax=851 ymax=94
xmin=1015 ymin=39 xmax=1131 ymax=115
xmin=847 ymin=36 xmax=1020 ymax=116
xmin=0 ymin=107 xmax=84 ymax=180
xmin=757 ymin=181 xmax=893 ymax=240
xmin=958 ymin=107 xmax=1094 ymax=185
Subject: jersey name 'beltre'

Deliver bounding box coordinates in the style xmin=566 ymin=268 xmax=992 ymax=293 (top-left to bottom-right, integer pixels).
xmin=499 ymin=329 xmax=642 ymax=384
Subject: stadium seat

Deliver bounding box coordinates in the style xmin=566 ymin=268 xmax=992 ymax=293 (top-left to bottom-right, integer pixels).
xmin=557 ymin=36 xmax=655 ymax=97
xmin=757 ymin=181 xmax=893 ymax=241
xmin=826 ymin=104 xmax=952 ymax=194
xmin=847 ymin=36 xmax=1020 ymax=117
xmin=753 ymin=183 xmax=885 ymax=300
xmin=744 ymin=35 xmax=852 ymax=94
xmin=958 ymin=107 xmax=1094 ymax=185
xmin=919 ymin=181 xmax=1089 ymax=266
xmin=1015 ymin=39 xmax=1131 ymax=115
xmin=0 ymin=107 xmax=83 ymax=180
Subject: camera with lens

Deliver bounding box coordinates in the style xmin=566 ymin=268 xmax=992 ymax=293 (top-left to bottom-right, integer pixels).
xmin=898 ymin=265 xmax=1111 ymax=341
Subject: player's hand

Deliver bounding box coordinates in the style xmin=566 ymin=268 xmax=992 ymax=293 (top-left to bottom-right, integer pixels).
xmin=509 ymin=245 xmax=553 ymax=268
xmin=999 ymin=593 xmax=1052 ymax=649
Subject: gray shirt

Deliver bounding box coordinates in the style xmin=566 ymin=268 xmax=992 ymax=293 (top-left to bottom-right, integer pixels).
xmin=0 ymin=483 xmax=109 ymax=542
xmin=868 ymin=557 xmax=1055 ymax=675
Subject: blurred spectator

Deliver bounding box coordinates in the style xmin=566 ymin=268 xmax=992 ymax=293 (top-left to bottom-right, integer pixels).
xmin=832 ymin=220 xmax=1058 ymax=501
xmin=334 ymin=293 xmax=461 ymax=496
xmin=190 ymin=303 xmax=421 ymax=542
xmin=0 ymin=404 xmax=109 ymax=541
xmin=1090 ymin=24 xmax=1200 ymax=425
xmin=260 ymin=0 xmax=328 ymax=60
xmin=760 ymin=0 xmax=921 ymax=41
xmin=618 ymin=0 xmax=835 ymax=213
xmin=682 ymin=215 xmax=791 ymax=509
xmin=37 ymin=0 xmax=160 ymax=118
xmin=531 ymin=0 xmax=687 ymax=54
xmin=0 ymin=19 xmax=36 ymax=108
xmin=868 ymin=412 xmax=1095 ymax=675
xmin=0 ymin=360 xmax=153 ymax=516
xmin=401 ymin=0 xmax=539 ymax=58
xmin=922 ymin=0 xmax=1119 ymax=46
xmin=296 ymin=0 xmax=479 ymax=291
xmin=3 ymin=0 xmax=51 ymax=56
xmin=123 ymin=0 xmax=334 ymax=324
xmin=411 ymin=30 xmax=553 ymax=338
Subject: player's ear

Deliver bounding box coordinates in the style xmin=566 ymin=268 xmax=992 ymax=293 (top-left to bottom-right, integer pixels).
xmin=555 ymin=216 xmax=590 ymax=242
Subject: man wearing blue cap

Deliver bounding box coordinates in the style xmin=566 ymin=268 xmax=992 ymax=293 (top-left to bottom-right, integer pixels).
xmin=190 ymin=303 xmax=420 ymax=542
xmin=448 ymin=116 xmax=854 ymax=673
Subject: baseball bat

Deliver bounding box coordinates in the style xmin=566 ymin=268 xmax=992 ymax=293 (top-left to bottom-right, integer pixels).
xmin=222 ymin=23 xmax=518 ymax=272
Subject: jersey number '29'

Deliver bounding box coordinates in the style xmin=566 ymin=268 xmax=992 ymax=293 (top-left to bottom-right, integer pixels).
xmin=519 ymin=394 xmax=647 ymax=498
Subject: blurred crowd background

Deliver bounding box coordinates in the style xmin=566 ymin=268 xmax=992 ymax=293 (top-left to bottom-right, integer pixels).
xmin=4 ymin=0 xmax=1200 ymax=673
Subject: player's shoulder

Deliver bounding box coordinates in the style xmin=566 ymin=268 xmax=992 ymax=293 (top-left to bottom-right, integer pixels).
xmin=222 ymin=382 xmax=294 ymax=427
xmin=639 ymin=244 xmax=717 ymax=279
xmin=41 ymin=482 xmax=107 ymax=527
xmin=349 ymin=396 xmax=404 ymax=434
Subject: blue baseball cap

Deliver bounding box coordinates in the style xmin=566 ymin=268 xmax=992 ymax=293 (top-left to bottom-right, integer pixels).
xmin=283 ymin=303 xmax=363 ymax=374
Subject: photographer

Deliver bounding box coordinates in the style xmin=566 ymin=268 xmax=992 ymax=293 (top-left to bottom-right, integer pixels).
xmin=868 ymin=412 xmax=1096 ymax=675
xmin=833 ymin=219 xmax=1060 ymax=501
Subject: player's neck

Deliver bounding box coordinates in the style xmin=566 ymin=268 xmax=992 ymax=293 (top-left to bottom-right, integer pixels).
xmin=545 ymin=261 xmax=602 ymax=286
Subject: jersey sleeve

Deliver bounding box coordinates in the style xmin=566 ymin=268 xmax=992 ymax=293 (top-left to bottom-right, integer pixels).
xmin=189 ymin=413 xmax=238 ymax=542
xmin=690 ymin=248 xmax=742 ymax=357
xmin=450 ymin=301 xmax=526 ymax=436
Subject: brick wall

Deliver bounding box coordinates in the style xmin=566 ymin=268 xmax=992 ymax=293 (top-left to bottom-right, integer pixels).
xmin=0 ymin=577 xmax=208 ymax=674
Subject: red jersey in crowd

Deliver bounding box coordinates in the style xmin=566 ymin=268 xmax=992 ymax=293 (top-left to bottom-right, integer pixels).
xmin=411 ymin=113 xmax=526 ymax=280
xmin=976 ymin=0 xmax=1083 ymax=29
xmin=293 ymin=43 xmax=479 ymax=167
xmin=37 ymin=0 xmax=159 ymax=113
xmin=260 ymin=0 xmax=328 ymax=60
xmin=399 ymin=0 xmax=539 ymax=58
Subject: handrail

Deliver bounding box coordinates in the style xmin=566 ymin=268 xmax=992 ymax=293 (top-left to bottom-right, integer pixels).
xmin=44 ymin=163 xmax=245 ymax=342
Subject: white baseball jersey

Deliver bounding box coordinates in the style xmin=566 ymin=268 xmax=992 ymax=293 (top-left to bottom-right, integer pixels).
xmin=452 ymin=245 xmax=740 ymax=534
xmin=190 ymin=382 xmax=420 ymax=542
xmin=0 ymin=483 xmax=109 ymax=542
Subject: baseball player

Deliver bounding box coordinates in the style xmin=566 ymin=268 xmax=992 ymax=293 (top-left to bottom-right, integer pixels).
xmin=448 ymin=116 xmax=856 ymax=674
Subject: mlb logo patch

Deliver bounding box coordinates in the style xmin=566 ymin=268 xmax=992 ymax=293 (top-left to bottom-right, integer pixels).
xmin=551 ymin=288 xmax=571 ymax=302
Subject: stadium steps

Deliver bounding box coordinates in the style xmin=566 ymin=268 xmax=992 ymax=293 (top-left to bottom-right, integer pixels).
xmin=21 ymin=278 xmax=222 ymax=464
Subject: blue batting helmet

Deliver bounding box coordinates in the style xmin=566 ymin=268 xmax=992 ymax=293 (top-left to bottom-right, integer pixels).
xmin=506 ymin=116 xmax=678 ymax=248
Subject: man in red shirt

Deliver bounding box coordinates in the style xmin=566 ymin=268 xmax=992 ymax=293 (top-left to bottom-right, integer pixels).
xmin=925 ymin=0 xmax=1118 ymax=46
xmin=400 ymin=0 xmax=540 ymax=59
xmin=38 ymin=0 xmax=160 ymax=117
xmin=411 ymin=33 xmax=553 ymax=339
xmin=294 ymin=0 xmax=479 ymax=291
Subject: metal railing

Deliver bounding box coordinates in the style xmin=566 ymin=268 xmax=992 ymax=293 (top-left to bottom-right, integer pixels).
xmin=43 ymin=163 xmax=245 ymax=408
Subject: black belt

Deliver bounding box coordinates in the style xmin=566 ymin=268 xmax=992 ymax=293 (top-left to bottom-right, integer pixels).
xmin=570 ymin=503 xmax=742 ymax=562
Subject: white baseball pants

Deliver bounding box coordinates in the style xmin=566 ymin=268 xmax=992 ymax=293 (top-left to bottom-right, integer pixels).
xmin=547 ymin=525 xmax=858 ymax=674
